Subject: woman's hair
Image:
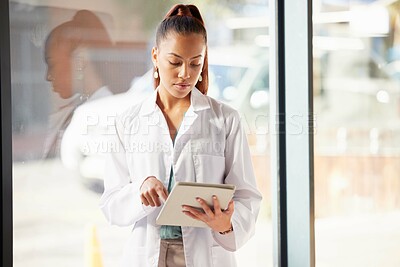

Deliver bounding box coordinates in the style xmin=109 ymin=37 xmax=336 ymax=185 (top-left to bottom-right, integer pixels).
xmin=154 ymin=4 xmax=209 ymax=95
xmin=46 ymin=10 xmax=112 ymax=50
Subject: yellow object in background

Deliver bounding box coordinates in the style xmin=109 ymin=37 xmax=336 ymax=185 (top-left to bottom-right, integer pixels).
xmin=85 ymin=224 xmax=103 ymax=267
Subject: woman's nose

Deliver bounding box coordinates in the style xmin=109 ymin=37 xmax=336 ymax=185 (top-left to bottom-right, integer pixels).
xmin=178 ymin=64 xmax=190 ymax=80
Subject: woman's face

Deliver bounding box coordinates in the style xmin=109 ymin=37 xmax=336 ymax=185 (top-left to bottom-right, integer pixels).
xmin=152 ymin=33 xmax=206 ymax=99
xmin=45 ymin=39 xmax=74 ymax=99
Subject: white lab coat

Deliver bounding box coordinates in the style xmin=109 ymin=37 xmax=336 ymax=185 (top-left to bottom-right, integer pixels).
xmin=100 ymin=87 xmax=262 ymax=267
xmin=59 ymin=86 xmax=114 ymax=169
xmin=44 ymin=86 xmax=113 ymax=159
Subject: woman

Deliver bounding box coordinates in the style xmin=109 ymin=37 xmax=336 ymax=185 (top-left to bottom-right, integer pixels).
xmin=100 ymin=4 xmax=262 ymax=267
xmin=43 ymin=10 xmax=113 ymax=158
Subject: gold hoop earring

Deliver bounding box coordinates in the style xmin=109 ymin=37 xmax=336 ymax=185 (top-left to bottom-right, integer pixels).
xmin=198 ymin=74 xmax=202 ymax=82
xmin=154 ymin=69 xmax=159 ymax=79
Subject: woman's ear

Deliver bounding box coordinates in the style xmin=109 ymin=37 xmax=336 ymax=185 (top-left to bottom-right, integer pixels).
xmin=151 ymin=46 xmax=158 ymax=68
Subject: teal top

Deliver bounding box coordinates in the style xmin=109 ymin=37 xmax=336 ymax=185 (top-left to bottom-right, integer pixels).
xmin=159 ymin=168 xmax=182 ymax=239
xmin=160 ymin=126 xmax=182 ymax=240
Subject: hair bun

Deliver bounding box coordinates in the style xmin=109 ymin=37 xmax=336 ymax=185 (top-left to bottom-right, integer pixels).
xmin=165 ymin=4 xmax=204 ymax=25
xmin=176 ymin=5 xmax=192 ymax=17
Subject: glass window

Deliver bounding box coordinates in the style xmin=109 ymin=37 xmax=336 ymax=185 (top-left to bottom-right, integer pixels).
xmin=10 ymin=0 xmax=272 ymax=266
xmin=314 ymin=0 xmax=400 ymax=266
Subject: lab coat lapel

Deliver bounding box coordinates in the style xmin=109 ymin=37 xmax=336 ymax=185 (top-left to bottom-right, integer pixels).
xmin=138 ymin=87 xmax=211 ymax=144
xmin=138 ymin=88 xmax=169 ymax=133
xmin=175 ymin=106 xmax=197 ymax=140
xmin=175 ymin=87 xmax=210 ymax=142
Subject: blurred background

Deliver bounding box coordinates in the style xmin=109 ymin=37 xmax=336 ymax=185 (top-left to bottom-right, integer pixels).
xmin=9 ymin=0 xmax=400 ymax=266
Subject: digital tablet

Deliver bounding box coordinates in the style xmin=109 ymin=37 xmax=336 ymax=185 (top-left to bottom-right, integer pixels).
xmin=156 ymin=181 xmax=236 ymax=228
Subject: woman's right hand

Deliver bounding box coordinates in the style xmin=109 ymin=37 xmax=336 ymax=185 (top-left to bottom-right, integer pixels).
xmin=140 ymin=176 xmax=168 ymax=207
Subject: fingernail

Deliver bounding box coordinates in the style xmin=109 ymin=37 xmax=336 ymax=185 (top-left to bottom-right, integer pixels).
xmin=213 ymin=195 xmax=217 ymax=199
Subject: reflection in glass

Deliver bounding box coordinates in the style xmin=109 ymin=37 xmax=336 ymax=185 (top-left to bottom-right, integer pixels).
xmin=43 ymin=10 xmax=113 ymax=158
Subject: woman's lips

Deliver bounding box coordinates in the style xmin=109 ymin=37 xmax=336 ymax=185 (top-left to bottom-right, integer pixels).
xmin=174 ymin=83 xmax=191 ymax=90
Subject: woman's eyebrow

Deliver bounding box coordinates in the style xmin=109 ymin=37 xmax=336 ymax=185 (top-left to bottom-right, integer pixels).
xmin=168 ymin=52 xmax=203 ymax=59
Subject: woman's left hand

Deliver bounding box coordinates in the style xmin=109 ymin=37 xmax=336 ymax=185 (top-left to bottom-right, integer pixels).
xmin=182 ymin=195 xmax=234 ymax=233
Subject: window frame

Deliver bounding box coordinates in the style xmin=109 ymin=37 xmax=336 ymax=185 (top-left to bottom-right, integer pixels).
xmin=1 ymin=0 xmax=13 ymax=266
xmin=270 ymin=0 xmax=315 ymax=266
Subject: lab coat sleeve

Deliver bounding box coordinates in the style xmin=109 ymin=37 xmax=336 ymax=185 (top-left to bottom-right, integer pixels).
xmin=99 ymin=117 xmax=155 ymax=226
xmin=212 ymin=110 xmax=263 ymax=251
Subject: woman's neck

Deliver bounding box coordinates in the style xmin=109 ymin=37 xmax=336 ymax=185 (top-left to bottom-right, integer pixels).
xmin=156 ymin=86 xmax=191 ymax=111
xmin=83 ymin=64 xmax=104 ymax=97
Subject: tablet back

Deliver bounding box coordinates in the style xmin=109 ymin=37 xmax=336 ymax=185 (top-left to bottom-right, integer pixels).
xmin=156 ymin=182 xmax=235 ymax=228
